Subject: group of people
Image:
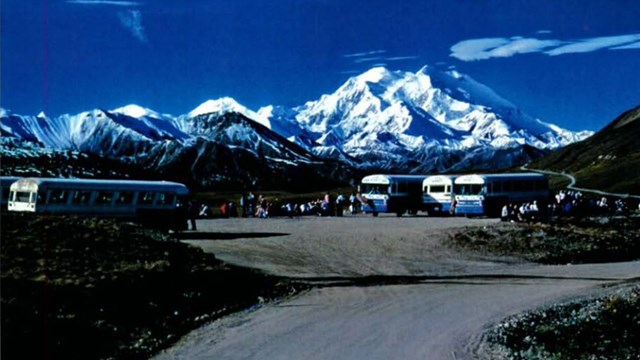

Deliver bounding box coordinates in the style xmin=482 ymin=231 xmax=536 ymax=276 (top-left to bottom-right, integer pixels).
xmin=189 ymin=192 xmax=365 ymax=221
xmin=500 ymin=201 xmax=542 ymax=222
xmin=549 ymin=190 xmax=636 ymax=217
xmin=500 ymin=190 xmax=639 ymax=223
xmin=183 ymin=189 xmax=639 ymax=230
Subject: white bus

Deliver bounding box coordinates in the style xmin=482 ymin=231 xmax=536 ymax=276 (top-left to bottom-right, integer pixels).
xmin=359 ymin=174 xmax=426 ymax=216
xmin=422 ymin=175 xmax=456 ymax=215
xmin=453 ymin=173 xmax=548 ymax=217
xmin=7 ymin=177 xmax=190 ymax=228
xmin=1 ymin=176 xmax=21 ymax=209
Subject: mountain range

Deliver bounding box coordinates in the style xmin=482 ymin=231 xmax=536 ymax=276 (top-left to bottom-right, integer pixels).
xmin=1 ymin=65 xmax=593 ymax=190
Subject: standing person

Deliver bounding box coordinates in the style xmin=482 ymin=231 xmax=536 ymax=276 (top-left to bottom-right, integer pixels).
xmin=336 ymin=193 xmax=345 ymax=216
xmin=240 ymin=193 xmax=247 ymax=217
xmin=247 ymin=192 xmax=255 ymax=218
xmin=501 ymin=204 xmax=509 ymax=222
xmin=349 ymin=193 xmax=357 ymax=214
xmin=449 ymin=198 xmax=457 ymax=216
xmin=187 ymin=200 xmax=198 ymax=231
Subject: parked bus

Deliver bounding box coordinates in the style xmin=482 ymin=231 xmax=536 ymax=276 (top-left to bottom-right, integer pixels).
xmin=1 ymin=176 xmax=21 ymax=210
xmin=7 ymin=177 xmax=190 ymax=229
xmin=453 ymin=173 xmax=548 ymax=217
xmin=359 ymin=174 xmax=426 ymax=216
xmin=422 ymin=175 xmax=456 ymax=215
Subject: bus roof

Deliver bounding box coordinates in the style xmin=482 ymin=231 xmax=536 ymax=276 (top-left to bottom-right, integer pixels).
xmin=423 ymin=175 xmax=456 ymax=185
xmin=361 ymin=174 xmax=427 ymax=185
xmin=10 ymin=177 xmax=190 ymax=195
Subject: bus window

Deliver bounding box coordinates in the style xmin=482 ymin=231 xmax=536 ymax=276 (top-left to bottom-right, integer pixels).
xmin=157 ymin=192 xmax=176 ymax=205
xmin=140 ymin=192 xmax=155 ymax=205
xmin=48 ymin=189 xmax=69 ymax=204
xmin=429 ymin=185 xmax=446 ymax=193
xmin=16 ymin=191 xmax=32 ymax=202
xmin=454 ymin=184 xmax=483 ymax=195
xmin=116 ymin=191 xmax=134 ymax=205
xmin=72 ymin=190 xmax=92 ymax=204
xmin=95 ymin=191 xmax=114 ymax=205
xmin=361 ymin=184 xmax=387 ymax=194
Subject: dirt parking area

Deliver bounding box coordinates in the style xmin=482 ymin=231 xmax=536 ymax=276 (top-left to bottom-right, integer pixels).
xmin=156 ymin=214 xmax=640 ymax=360
xmin=180 ymin=214 xmax=503 ymax=279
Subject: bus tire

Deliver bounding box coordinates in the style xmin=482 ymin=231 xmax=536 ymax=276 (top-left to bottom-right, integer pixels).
xmin=372 ymin=212 xmax=378 ymax=217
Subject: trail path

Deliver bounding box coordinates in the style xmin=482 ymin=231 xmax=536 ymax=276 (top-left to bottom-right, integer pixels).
xmin=155 ymin=216 xmax=640 ymax=360
xmin=522 ymin=164 xmax=640 ymax=199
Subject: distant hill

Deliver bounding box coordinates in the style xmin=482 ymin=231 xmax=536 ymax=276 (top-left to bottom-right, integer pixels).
xmin=530 ymin=106 xmax=640 ymax=195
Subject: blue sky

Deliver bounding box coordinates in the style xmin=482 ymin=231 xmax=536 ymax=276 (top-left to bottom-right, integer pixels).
xmin=2 ymin=0 xmax=639 ymax=131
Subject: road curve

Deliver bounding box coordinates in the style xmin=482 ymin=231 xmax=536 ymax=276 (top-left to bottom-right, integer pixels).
xmin=154 ymin=216 xmax=640 ymax=360
xmin=521 ymin=164 xmax=640 ymax=199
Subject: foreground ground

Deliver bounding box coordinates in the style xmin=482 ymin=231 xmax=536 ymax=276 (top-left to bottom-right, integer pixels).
xmin=156 ymin=214 xmax=640 ymax=360
xmin=2 ymin=213 xmax=639 ymax=359
xmin=0 ymin=213 xmax=302 ymax=360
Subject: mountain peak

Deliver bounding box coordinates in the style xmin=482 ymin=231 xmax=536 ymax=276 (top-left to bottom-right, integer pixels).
xmin=112 ymin=104 xmax=161 ymax=119
xmin=187 ymin=97 xmax=271 ymax=129
xmin=188 ymin=97 xmax=245 ymax=118
xmin=357 ymin=66 xmax=393 ymax=83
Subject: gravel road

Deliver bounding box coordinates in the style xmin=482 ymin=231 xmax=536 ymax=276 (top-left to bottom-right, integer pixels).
xmin=155 ymin=214 xmax=640 ymax=360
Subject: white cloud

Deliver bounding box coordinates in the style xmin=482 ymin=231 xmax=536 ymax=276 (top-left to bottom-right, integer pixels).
xmin=451 ymin=33 xmax=640 ymax=61
xmin=449 ymin=38 xmax=511 ymax=61
xmin=546 ymin=34 xmax=640 ymax=55
xmin=490 ymin=38 xmax=563 ymax=57
xmin=385 ymin=56 xmax=419 ymax=61
xmin=343 ymin=50 xmax=387 ymax=58
xmin=536 ymin=30 xmax=552 ymax=34
xmin=611 ymin=41 xmax=640 ymax=50
xmin=118 ymin=9 xmax=147 ymax=42
xmin=353 ymin=56 xmax=384 ymax=63
xmin=67 ymin=0 xmax=141 ymax=6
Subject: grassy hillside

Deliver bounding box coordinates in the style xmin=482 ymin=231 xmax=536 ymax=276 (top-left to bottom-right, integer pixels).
xmin=530 ymin=106 xmax=640 ymax=195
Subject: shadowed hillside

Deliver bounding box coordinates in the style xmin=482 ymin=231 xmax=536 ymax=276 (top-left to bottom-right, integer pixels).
xmin=530 ymin=106 xmax=640 ymax=195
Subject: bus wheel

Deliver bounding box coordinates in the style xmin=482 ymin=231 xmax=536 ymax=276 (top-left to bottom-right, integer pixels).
xmin=396 ymin=211 xmax=404 ymax=217
xmin=372 ymin=212 xmax=378 ymax=217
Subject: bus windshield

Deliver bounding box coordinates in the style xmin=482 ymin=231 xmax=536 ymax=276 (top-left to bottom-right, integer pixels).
xmin=454 ymin=184 xmax=484 ymax=196
xmin=361 ymin=184 xmax=388 ymax=195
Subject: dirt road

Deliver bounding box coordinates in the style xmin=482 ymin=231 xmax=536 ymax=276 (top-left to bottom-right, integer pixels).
xmin=155 ymin=215 xmax=640 ymax=359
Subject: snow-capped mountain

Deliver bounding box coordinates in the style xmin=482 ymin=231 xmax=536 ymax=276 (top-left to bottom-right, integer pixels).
xmin=0 ymin=108 xmax=351 ymax=190
xmin=259 ymin=65 xmax=591 ymax=171
xmin=1 ymin=65 xmax=593 ymax=187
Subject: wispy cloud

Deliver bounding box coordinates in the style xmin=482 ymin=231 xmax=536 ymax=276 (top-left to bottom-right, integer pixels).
xmin=67 ymin=0 xmax=141 ymax=6
xmin=118 ymin=9 xmax=147 ymax=42
xmin=343 ymin=50 xmax=387 ymax=58
xmin=451 ymin=33 xmax=640 ymax=61
xmin=536 ymin=30 xmax=552 ymax=34
xmin=354 ymin=56 xmax=385 ymax=63
xmin=385 ymin=56 xmax=419 ymax=61
xmin=611 ymin=41 xmax=640 ymax=50
xmin=546 ymin=34 xmax=640 ymax=56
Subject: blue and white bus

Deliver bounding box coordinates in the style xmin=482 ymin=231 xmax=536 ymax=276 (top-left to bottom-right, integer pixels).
xmin=422 ymin=175 xmax=456 ymax=215
xmin=359 ymin=174 xmax=426 ymax=216
xmin=7 ymin=177 xmax=190 ymax=229
xmin=453 ymin=173 xmax=548 ymax=217
xmin=1 ymin=176 xmax=21 ymax=209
